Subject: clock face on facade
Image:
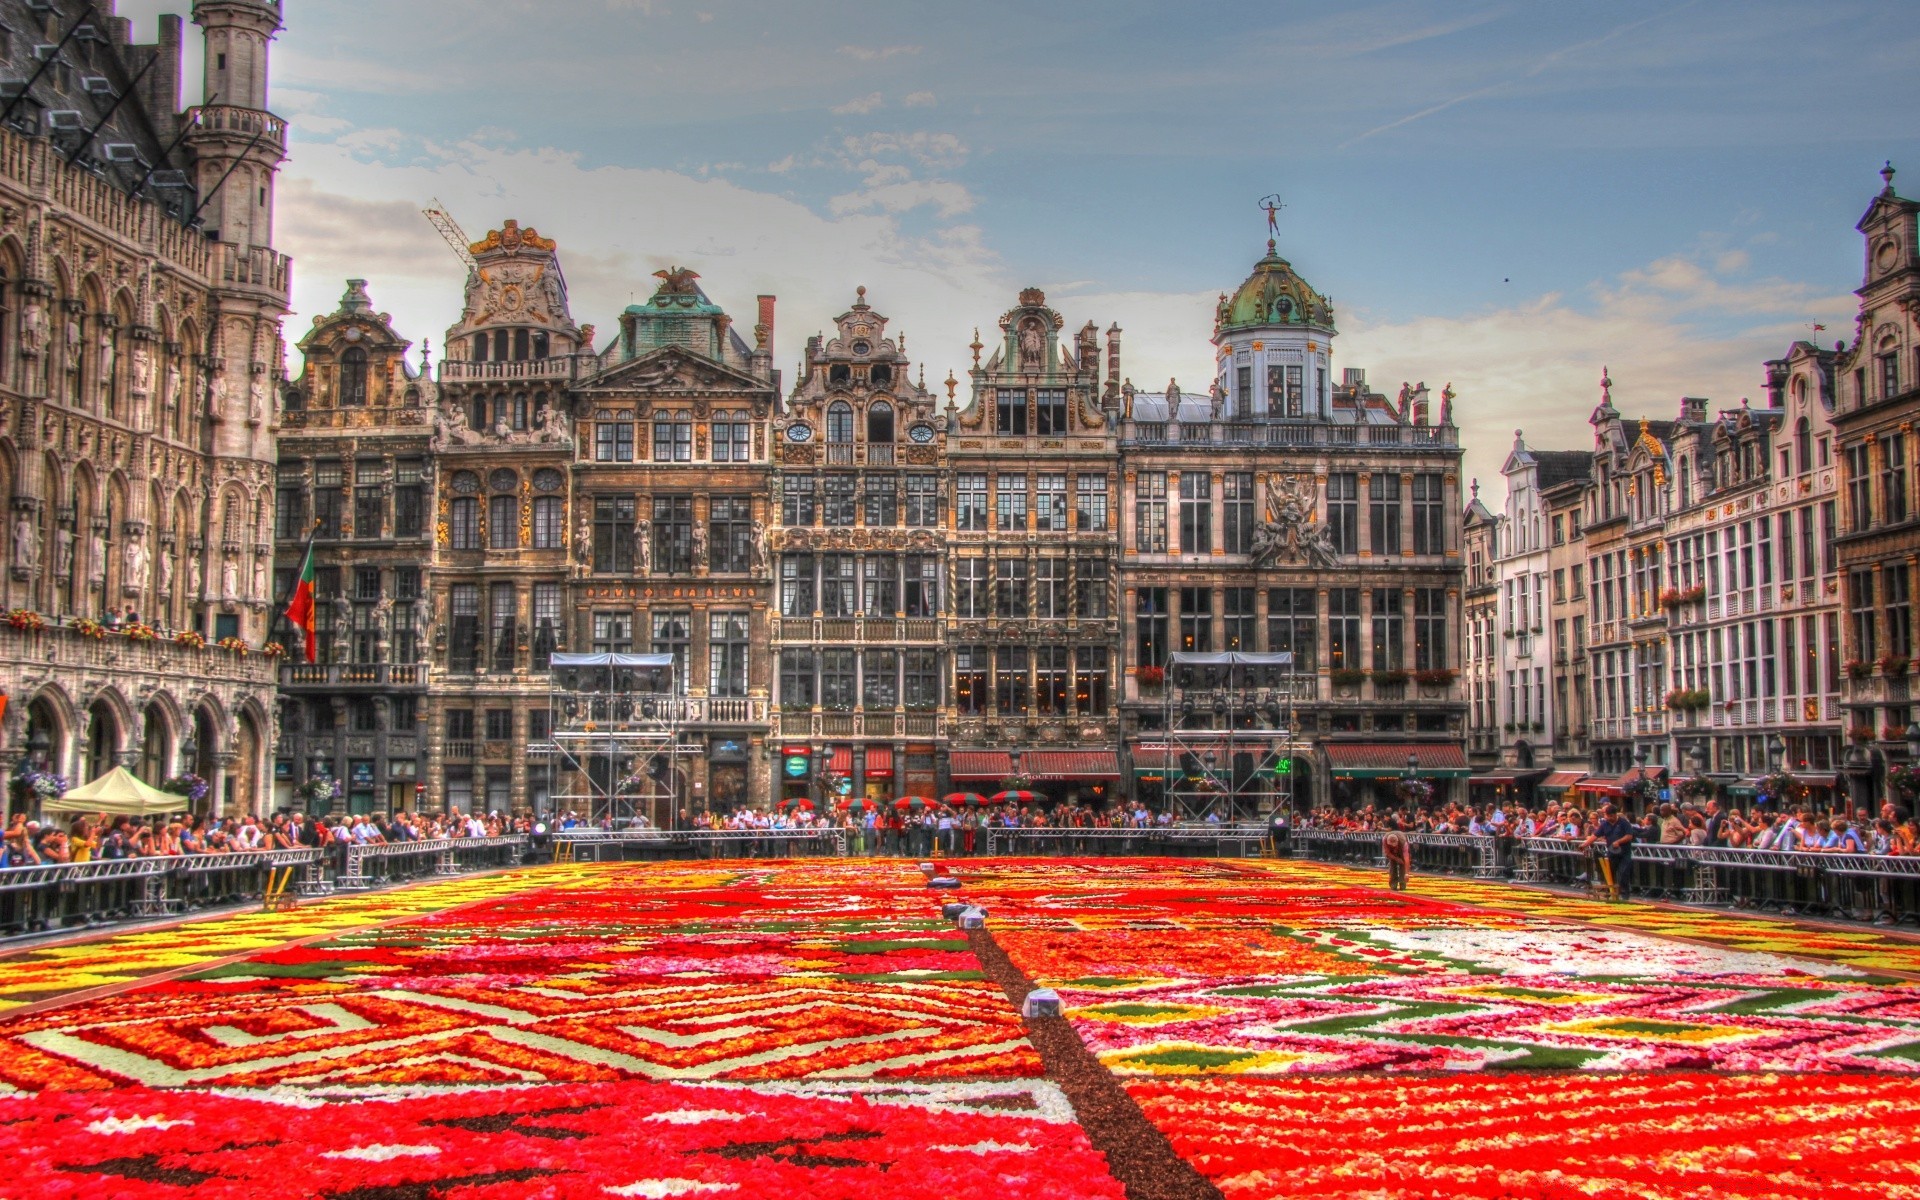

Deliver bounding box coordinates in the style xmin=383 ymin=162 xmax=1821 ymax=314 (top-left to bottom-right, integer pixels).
xmin=908 ymin=423 xmax=936 ymax=444
xmin=786 ymin=423 xmax=814 ymax=443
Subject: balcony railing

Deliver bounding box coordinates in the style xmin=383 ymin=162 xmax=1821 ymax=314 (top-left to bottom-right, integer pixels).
xmin=1122 ymin=420 xmax=1459 ymax=449
xmin=773 ymin=711 xmax=945 ymax=740
xmin=774 ymin=616 xmax=944 ymax=644
xmin=0 ymin=621 xmax=276 ymax=687
xmin=281 ymin=663 xmax=427 ymax=688
xmin=437 ymin=357 xmax=581 ymax=383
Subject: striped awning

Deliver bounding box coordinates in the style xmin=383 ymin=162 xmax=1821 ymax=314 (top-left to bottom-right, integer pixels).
xmin=950 ymin=751 xmax=1012 ymax=780
xmin=1541 ymin=771 xmax=1589 ymax=791
xmin=1024 ymin=751 xmax=1121 ymax=780
xmin=1325 ymin=743 xmax=1471 ymax=779
xmin=864 ymin=746 xmax=893 ymax=777
xmin=1580 ymin=765 xmax=1664 ymax=796
xmin=828 ymin=747 xmax=853 ymax=775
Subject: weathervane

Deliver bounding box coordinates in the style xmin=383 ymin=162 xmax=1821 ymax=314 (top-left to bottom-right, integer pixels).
xmin=1258 ymin=194 xmax=1286 ymax=252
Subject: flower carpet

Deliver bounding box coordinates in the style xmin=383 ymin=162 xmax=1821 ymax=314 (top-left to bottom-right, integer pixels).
xmin=3 ymin=857 xmax=1920 ymax=1198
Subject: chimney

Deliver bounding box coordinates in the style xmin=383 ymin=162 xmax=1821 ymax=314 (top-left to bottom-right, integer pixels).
xmin=1104 ymin=323 xmax=1121 ymax=406
xmin=755 ymin=295 xmax=775 ymax=356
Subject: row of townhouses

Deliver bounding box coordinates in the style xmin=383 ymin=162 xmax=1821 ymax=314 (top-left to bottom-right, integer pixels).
xmin=1466 ymin=167 xmax=1920 ymax=815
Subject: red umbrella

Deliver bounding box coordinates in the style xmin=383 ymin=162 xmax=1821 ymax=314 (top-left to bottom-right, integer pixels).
xmin=838 ymin=797 xmax=874 ymax=816
xmin=894 ymin=796 xmax=929 ymax=813
xmin=943 ymin=792 xmax=987 ymax=808
xmin=991 ymin=790 xmax=1040 ymax=806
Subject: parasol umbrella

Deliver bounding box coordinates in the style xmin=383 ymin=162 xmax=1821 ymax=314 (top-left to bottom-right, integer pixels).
xmin=944 ymin=792 xmax=988 ymax=809
xmin=893 ymin=795 xmax=928 ymax=813
xmin=840 ymin=797 xmax=874 ymax=817
xmin=991 ymin=790 xmax=1040 ymax=806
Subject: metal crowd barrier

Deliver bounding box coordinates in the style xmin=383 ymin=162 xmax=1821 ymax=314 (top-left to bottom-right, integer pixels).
xmin=552 ymin=829 xmax=845 ymax=861
xmin=1293 ymin=830 xmax=1504 ymax=878
xmin=337 ymin=836 xmax=532 ymax=890
xmin=1507 ymin=839 xmax=1920 ymax=921
xmin=982 ymin=825 xmax=1270 ymax=857
xmin=0 ymin=848 xmax=324 ymax=938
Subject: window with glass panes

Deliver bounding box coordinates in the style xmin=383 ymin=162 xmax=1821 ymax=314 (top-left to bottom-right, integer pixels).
xmin=449 ymin=584 xmax=480 ymax=672
xmin=783 ymin=476 xmax=817 ymax=526
xmin=996 ymin=475 xmax=1028 ymax=531
xmin=1035 ymin=646 xmax=1069 ymax=714
xmin=710 ymin=612 xmax=750 ymax=696
xmin=1179 ymin=474 xmax=1212 ymax=554
xmin=532 ymin=496 xmax=563 ymax=548
xmin=313 ymin=461 xmax=345 ymax=538
xmin=1075 ymin=558 xmax=1109 ymax=619
xmin=1412 ymin=474 xmax=1444 ymax=554
xmin=1075 ymin=647 xmax=1109 ymax=714
xmin=903 ymin=649 xmax=939 ymax=709
xmin=351 ymin=597 xmax=378 ymax=664
xmin=1889 ymin=562 xmax=1913 ymax=663
xmin=863 ymin=649 xmax=898 ymax=709
xmin=995 ymin=388 xmax=1027 ymax=435
xmin=275 ymin=484 xmax=303 ymax=539
xmin=650 ymin=610 xmax=691 ymax=687
xmin=779 ymin=649 xmax=816 ymax=709
xmin=955 ymin=473 xmax=988 ymax=531
xmin=653 ymin=497 xmax=693 ymax=573
xmin=1136 ymin=587 xmax=1168 ymax=667
xmin=1075 ymin=474 xmax=1108 ymax=532
xmin=1327 ymin=474 xmax=1357 ymax=554
xmin=1036 ymin=558 xmax=1066 ymax=618
xmin=1847 ymin=444 xmax=1873 ymax=531
xmin=531 ymin=583 xmax=561 ymax=668
xmin=1035 ymin=474 xmax=1067 ymax=531
xmin=592 ymin=610 xmax=632 ymax=653
xmin=653 ymin=411 xmax=692 ymax=462
xmin=485 ymin=582 xmax=513 ymax=671
xmin=488 ymin=493 xmax=517 ymax=549
xmin=394 ymin=460 xmax=425 ymax=537
xmin=1850 ymin=568 xmax=1878 ymax=664
xmin=1135 ymin=472 xmax=1167 ymax=552
xmin=1235 ymin=365 xmax=1253 ymax=417
xmin=995 ymin=646 xmax=1030 ymax=712
xmin=955 ymin=646 xmax=989 ymax=714
xmin=864 ymin=476 xmax=897 ymax=527
xmin=593 ymin=496 xmax=635 ymax=573
xmin=1266 ymin=362 xmax=1303 ymax=417
xmin=712 ymin=415 xmax=752 ymax=462
xmin=996 ymin=558 xmax=1029 ymax=618
xmin=1414 ymin=588 xmax=1447 ymax=670
xmin=906 ymin=475 xmax=939 ymax=526
xmin=1223 ymin=473 xmax=1254 ymax=554
xmin=1886 ymin=434 xmax=1909 ymax=524
xmin=863 ymin=555 xmax=898 ymax=614
xmin=1328 ymin=588 xmax=1360 ymax=669
xmin=1178 ymin=587 xmax=1212 ymax=652
xmin=904 ymin=556 xmax=939 ymax=616
xmin=595 ymin=418 xmax=633 ymax=462
xmin=355 ymin=480 xmax=383 ymax=540
xmin=820 ymin=554 xmax=856 ymax=616
xmin=821 ymin=649 xmax=856 ymax=709
xmin=708 ymin=497 xmax=750 ymax=572
xmin=823 ymin=476 xmax=856 ymax=527
xmin=1222 ymin=587 xmax=1255 ymax=650
xmin=1035 ymin=388 xmax=1067 ymax=436
xmin=780 ymin=553 xmax=815 ymax=616
xmin=1369 ymin=475 xmax=1402 ymax=556
xmin=955 ymin=557 xmax=987 ymax=618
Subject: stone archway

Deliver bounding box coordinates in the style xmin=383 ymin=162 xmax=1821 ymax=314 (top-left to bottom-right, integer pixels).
xmin=86 ymin=698 xmax=123 ymax=780
xmin=139 ymin=702 xmax=174 ymax=786
xmin=231 ymin=709 xmax=263 ymax=816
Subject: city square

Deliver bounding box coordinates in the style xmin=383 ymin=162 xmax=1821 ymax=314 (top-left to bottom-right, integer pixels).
xmin=0 ymin=0 xmax=1918 ymax=1195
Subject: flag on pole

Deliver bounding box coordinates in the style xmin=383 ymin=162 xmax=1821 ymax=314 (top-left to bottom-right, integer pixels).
xmin=284 ymin=541 xmax=318 ymax=663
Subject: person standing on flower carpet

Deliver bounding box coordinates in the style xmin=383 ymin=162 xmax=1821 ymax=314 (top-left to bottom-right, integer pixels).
xmin=1383 ymin=828 xmax=1412 ymax=891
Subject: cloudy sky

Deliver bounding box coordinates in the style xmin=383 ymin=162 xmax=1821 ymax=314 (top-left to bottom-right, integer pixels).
xmin=121 ymin=0 xmax=1920 ymax=488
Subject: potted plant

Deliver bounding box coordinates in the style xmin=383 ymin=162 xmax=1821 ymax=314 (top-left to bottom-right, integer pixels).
xmin=1674 ymin=774 xmax=1718 ymax=802
xmin=1329 ymin=668 xmax=1366 ymax=689
xmin=1849 ymin=725 xmax=1875 ymax=744
xmin=123 ymin=622 xmax=157 ymax=642
xmin=1758 ymin=770 xmax=1808 ymax=806
xmin=1137 ymin=664 xmax=1165 ymax=688
xmin=1370 ymin=668 xmax=1410 ymax=687
xmin=71 ymin=617 xmax=105 ymax=639
xmin=261 ymin=641 xmax=287 ymax=659
xmin=295 ymin=777 xmax=339 ymax=807
xmin=174 ymin=629 xmax=207 ymax=649
xmin=1889 ymin=762 xmax=1920 ymax=800
xmin=1880 ymin=655 xmax=1911 ymax=679
xmin=1413 ymin=668 xmax=1458 ymax=688
xmin=161 ymin=773 xmax=210 ymax=804
xmin=215 ymin=635 xmax=248 ymax=653
xmin=1844 ymin=658 xmax=1872 ymax=680
xmin=19 ymin=769 xmax=68 ymax=803
xmin=5 ymin=608 xmax=43 ymax=632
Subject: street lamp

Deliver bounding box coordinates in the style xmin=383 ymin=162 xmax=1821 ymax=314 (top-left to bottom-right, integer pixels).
xmin=1905 ymin=722 xmax=1920 ymax=764
xmin=179 ymin=735 xmax=197 ymax=776
xmin=1769 ymin=734 xmax=1789 ymax=774
xmin=1688 ymin=740 xmax=1708 ymax=776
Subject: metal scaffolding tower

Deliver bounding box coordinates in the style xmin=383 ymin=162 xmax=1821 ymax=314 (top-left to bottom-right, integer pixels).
xmin=1158 ymin=651 xmax=1300 ymax=821
xmin=536 ymin=652 xmax=682 ymax=825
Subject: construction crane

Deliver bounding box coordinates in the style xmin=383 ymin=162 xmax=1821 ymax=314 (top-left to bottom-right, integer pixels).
xmin=422 ymin=198 xmax=477 ymax=269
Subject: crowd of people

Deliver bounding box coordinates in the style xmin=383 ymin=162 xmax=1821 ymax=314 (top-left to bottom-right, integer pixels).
xmin=0 ymin=809 xmax=528 ymax=867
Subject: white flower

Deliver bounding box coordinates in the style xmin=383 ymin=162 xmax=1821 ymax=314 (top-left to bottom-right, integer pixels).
xmin=322 ymin=1144 xmax=441 ymax=1161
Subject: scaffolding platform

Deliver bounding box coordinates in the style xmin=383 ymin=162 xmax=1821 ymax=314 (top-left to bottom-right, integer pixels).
xmin=1158 ymin=651 xmax=1302 ymax=822
xmin=534 ymin=651 xmax=684 ymax=823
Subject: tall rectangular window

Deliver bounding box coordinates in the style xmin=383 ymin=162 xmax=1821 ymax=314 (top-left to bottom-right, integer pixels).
xmin=653 ymin=496 xmax=693 ymax=574
xmin=864 ymin=477 xmax=897 ymax=527
xmin=1223 ymin=473 xmax=1254 ymax=554
xmin=593 ymin=496 xmax=635 ymax=574
xmin=532 ymin=496 xmax=564 ymax=549
xmin=449 ymin=584 xmax=480 ymax=673
xmin=595 ymin=420 xmax=633 ymax=462
xmin=653 ymin=412 xmax=692 ymax=462
xmin=1236 ymin=365 xmax=1253 ymax=417
xmin=1327 ymin=474 xmax=1357 ymax=555
xmin=955 ymin=646 xmax=989 ymax=714
xmin=1369 ymin=475 xmax=1402 ymax=556
xmin=1848 ymin=444 xmax=1874 ymax=531
xmin=711 ymin=415 xmax=752 ymax=462
xmin=489 ymin=582 xmax=516 ymax=672
xmin=592 ymin=610 xmax=632 ymax=654
xmin=488 ymin=493 xmax=517 ymax=549
xmin=1035 ymin=474 xmax=1067 ymax=532
xmin=1850 ymin=568 xmax=1878 ymax=664
xmin=955 ymin=474 xmax=988 ymax=531
xmin=863 ymin=649 xmax=899 ymax=710
xmin=1036 ymin=645 xmax=1070 ymax=715
xmin=903 ymin=649 xmax=940 ymax=710
xmin=651 ymin=610 xmax=692 ymax=688
xmin=823 ymin=476 xmax=856 ymax=527
xmin=820 ymin=554 xmax=856 ymax=616
xmin=532 ymin=582 xmax=561 ymax=669
xmin=1371 ymin=588 xmax=1404 ymax=671
xmin=448 ymin=495 xmax=479 ymax=549
xmin=1178 ymin=586 xmax=1212 ymax=652
xmin=1136 ymin=587 xmax=1168 ymax=667
xmin=996 ymin=558 xmax=1029 ymax=618
xmin=1267 ymin=588 xmax=1316 ymax=670
xmin=1412 ymin=473 xmax=1444 ymax=554
xmin=710 ymin=612 xmax=750 ymax=696
xmin=996 ymin=474 xmax=1028 ymax=531
xmin=783 ymin=477 xmax=817 ymax=527
xmin=275 ymin=485 xmax=303 ymax=539
xmin=995 ymin=646 xmax=1030 ymax=713
xmin=1886 ymin=433 xmax=1909 ymax=524
xmin=1036 ymin=557 xmax=1067 ymax=618
xmin=1076 ymin=474 xmax=1108 ymax=532
xmin=995 ymin=388 xmax=1027 ymax=435
xmin=709 ymin=497 xmax=751 ymax=572
xmin=1889 ymin=563 xmax=1913 ymax=663
xmin=905 ymin=555 xmax=940 ymax=616
xmin=955 ymin=557 xmax=988 ymax=618
xmin=1414 ymin=588 xmax=1447 ymax=670
xmin=394 ymin=460 xmax=425 ymax=538
xmin=1328 ymin=587 xmax=1360 ymax=669
xmin=1223 ymin=587 xmax=1255 ymax=651
xmin=1882 ymin=352 xmax=1901 ymax=399
xmin=779 ymin=649 xmax=816 ymax=709
xmin=905 ymin=475 xmax=939 ymax=527
xmin=1075 ymin=558 xmax=1109 ymax=619
xmin=780 ymin=554 xmax=815 ymax=616
xmin=1074 ymin=647 xmax=1110 ymax=715
xmin=1135 ymin=472 xmax=1168 ymax=552
xmin=862 ymin=555 xmax=898 ymax=615
xmin=1035 ymin=388 xmax=1068 ymax=435
xmin=1822 ymin=500 xmax=1838 ymax=574
xmin=355 ymin=485 xmax=384 ymax=540
xmin=820 ymin=648 xmax=856 ymax=710
xmin=1179 ymin=473 xmax=1212 ymax=554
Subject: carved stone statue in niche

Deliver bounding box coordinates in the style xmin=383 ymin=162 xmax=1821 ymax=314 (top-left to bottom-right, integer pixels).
xmin=248 ymin=378 xmax=265 ymax=423
xmin=20 ymin=302 xmax=46 ymax=356
xmin=1018 ymin=318 xmax=1044 ymax=370
xmin=534 ymin=402 xmax=571 ymax=445
xmin=97 ymin=330 xmax=114 ymax=390
xmin=123 ymin=530 xmax=148 ymax=595
xmin=220 ymin=553 xmax=238 ymax=601
xmin=574 ymin=511 xmax=592 ymax=566
xmin=89 ymin=528 xmax=105 ymax=585
xmin=208 ymin=362 xmax=229 ymax=417
xmin=130 ymin=344 xmax=153 ymax=395
xmin=749 ymin=520 xmax=769 ymax=571
xmin=186 ymin=550 xmax=202 ymax=598
xmin=633 ymin=518 xmax=652 ymax=573
xmin=156 ymin=546 xmax=172 ymax=594
xmin=54 ymin=526 xmax=73 ymax=579
xmin=252 ymin=556 xmax=266 ymax=601
xmin=691 ymin=523 xmax=708 ymax=571
xmin=11 ymin=513 xmax=34 ymax=573
xmin=65 ymin=320 xmax=81 ymax=373
xmin=163 ymin=361 xmax=181 ymax=409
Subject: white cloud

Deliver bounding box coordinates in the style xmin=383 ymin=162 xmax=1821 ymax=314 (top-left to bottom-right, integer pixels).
xmin=836 ymin=131 xmax=968 ymax=170
xmin=838 ymin=44 xmax=921 ymax=61
xmin=832 ymin=92 xmax=886 ymax=115
xmin=829 ymin=179 xmax=975 ymax=218
xmin=903 ymin=91 xmax=937 ymax=107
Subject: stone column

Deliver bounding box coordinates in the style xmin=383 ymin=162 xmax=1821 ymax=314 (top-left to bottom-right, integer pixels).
xmin=210 ymin=751 xmax=236 ymax=817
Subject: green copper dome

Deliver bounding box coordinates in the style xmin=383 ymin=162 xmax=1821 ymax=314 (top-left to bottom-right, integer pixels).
xmin=1214 ymin=246 xmax=1334 ymax=338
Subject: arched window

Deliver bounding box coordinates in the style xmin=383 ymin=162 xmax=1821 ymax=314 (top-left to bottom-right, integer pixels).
xmin=340 ymin=347 xmax=368 ymax=406
xmin=827 ymin=401 xmax=854 ymax=443
xmin=473 ymin=333 xmax=489 ymax=362
xmin=866 ymin=400 xmax=894 ymax=443
xmin=1795 ymin=417 xmax=1811 ymax=475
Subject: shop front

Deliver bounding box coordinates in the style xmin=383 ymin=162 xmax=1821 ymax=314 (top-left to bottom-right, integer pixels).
xmin=1324 ymin=742 xmax=1471 ymax=809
